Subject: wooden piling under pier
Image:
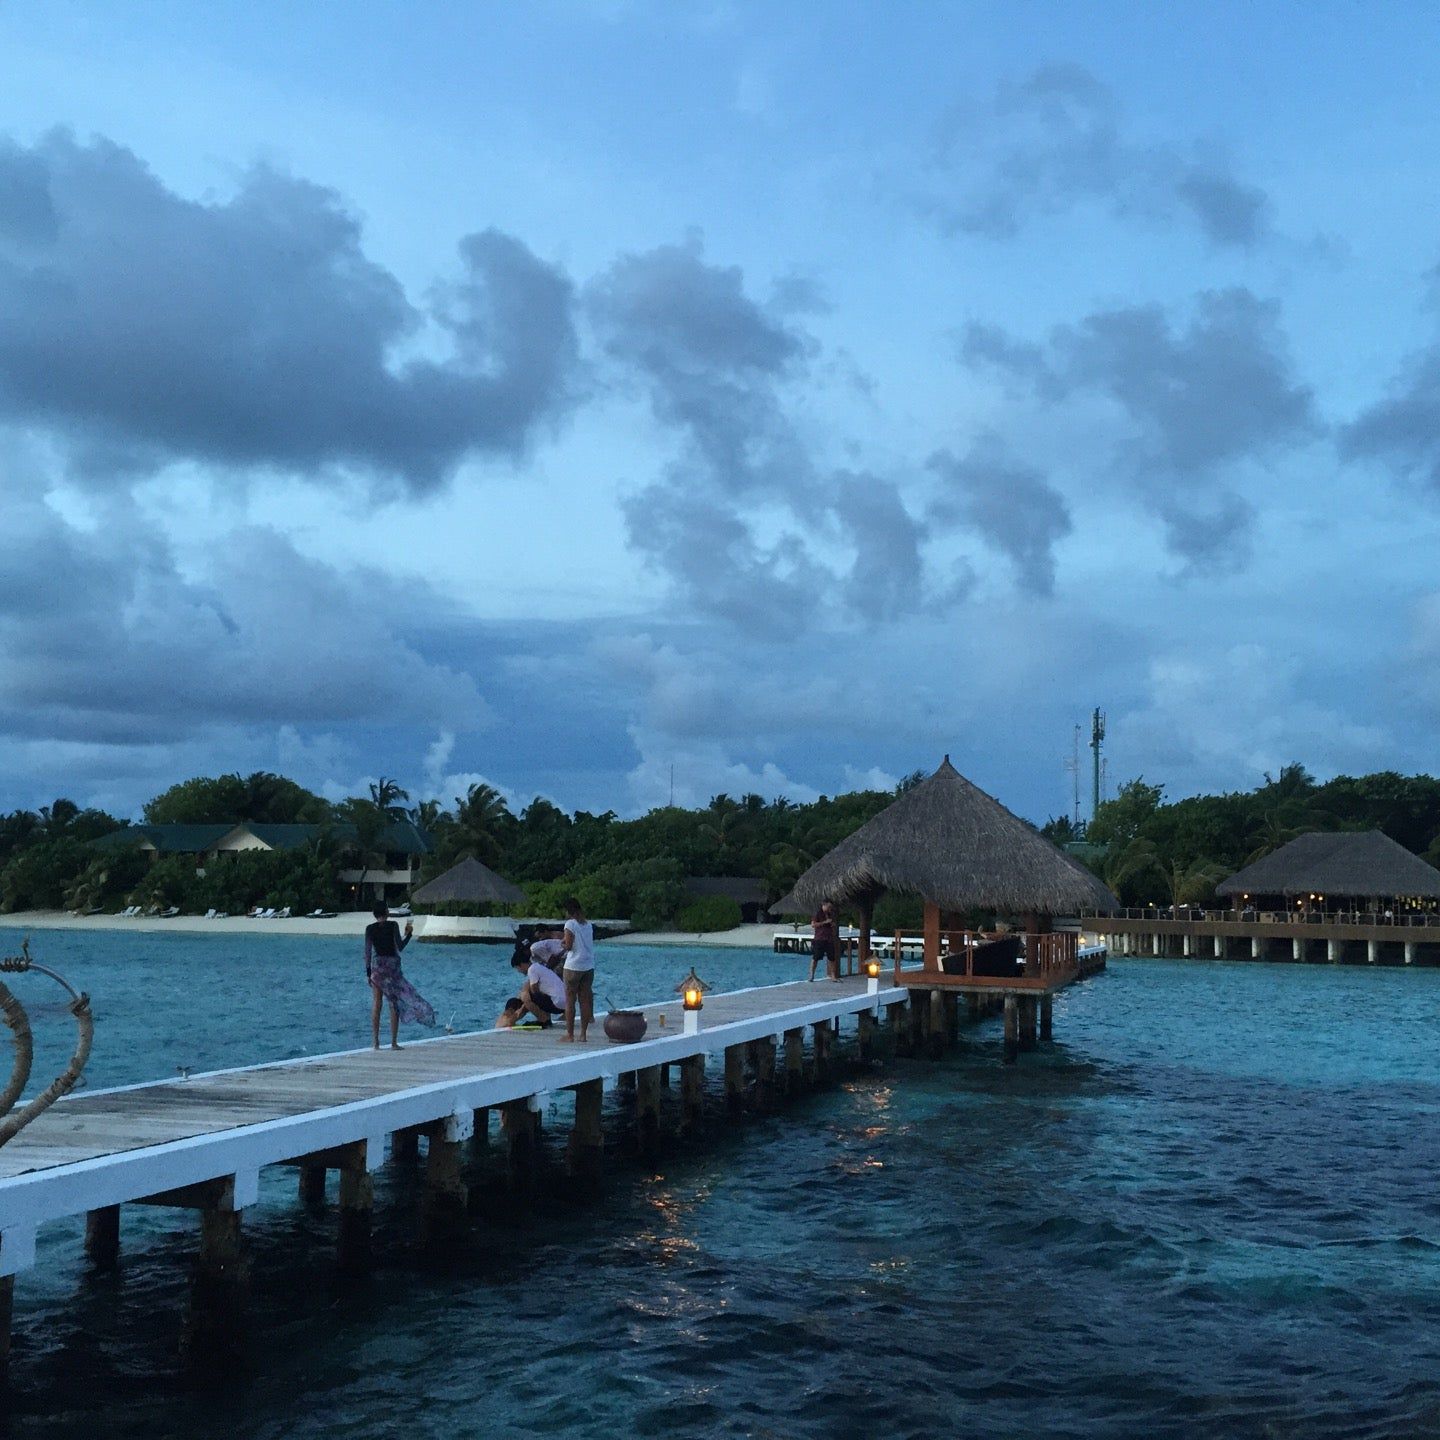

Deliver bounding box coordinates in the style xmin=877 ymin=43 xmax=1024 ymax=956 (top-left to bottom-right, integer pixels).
xmin=0 ymin=974 xmax=1066 ymax=1372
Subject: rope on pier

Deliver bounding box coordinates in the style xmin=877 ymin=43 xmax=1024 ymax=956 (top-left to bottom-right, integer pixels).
xmin=0 ymin=940 xmax=93 ymax=1148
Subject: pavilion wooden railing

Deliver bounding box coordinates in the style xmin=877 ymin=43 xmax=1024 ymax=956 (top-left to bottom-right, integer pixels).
xmin=890 ymin=929 xmax=1081 ymax=985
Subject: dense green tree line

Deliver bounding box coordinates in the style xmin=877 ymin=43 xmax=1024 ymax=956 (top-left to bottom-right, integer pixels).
xmin=1048 ymin=764 xmax=1440 ymax=906
xmin=8 ymin=761 xmax=1439 ymax=922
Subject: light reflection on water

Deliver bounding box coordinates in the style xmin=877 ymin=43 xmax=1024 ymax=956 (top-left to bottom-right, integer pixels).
xmin=0 ymin=934 xmax=1435 ymax=1438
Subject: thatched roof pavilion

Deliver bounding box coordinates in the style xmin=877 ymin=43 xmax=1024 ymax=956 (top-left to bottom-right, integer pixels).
xmin=1216 ymin=830 xmax=1440 ymax=902
xmin=791 ymin=757 xmax=1117 ymax=917
xmin=411 ymin=856 xmax=526 ymax=908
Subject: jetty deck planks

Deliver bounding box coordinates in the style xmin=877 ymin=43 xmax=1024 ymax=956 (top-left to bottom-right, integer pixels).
xmin=0 ymin=976 xmax=904 ymax=1249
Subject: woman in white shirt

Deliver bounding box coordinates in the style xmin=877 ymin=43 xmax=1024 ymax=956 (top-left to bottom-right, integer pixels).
xmin=559 ymin=895 xmax=595 ymax=1042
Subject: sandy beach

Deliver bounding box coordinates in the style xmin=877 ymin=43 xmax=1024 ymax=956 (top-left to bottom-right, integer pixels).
xmin=0 ymin=910 xmax=788 ymax=950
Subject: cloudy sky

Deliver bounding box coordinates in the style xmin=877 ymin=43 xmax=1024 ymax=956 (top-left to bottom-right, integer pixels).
xmin=3 ymin=1 xmax=1440 ymax=823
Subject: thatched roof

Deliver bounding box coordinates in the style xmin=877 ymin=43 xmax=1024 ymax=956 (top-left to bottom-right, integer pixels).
xmin=1216 ymin=830 xmax=1440 ymax=899
xmin=789 ymin=757 xmax=1117 ymax=915
xmin=411 ymin=856 xmax=526 ymax=906
xmin=770 ymin=890 xmax=807 ymax=916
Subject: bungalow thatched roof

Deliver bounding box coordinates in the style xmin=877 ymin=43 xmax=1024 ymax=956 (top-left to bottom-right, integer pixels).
xmin=411 ymin=856 xmax=526 ymax=906
xmin=790 ymin=757 xmax=1117 ymax=915
xmin=1216 ymin=830 xmax=1440 ymax=899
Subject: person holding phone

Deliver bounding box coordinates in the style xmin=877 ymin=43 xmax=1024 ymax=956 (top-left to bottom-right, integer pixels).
xmin=364 ymin=902 xmax=435 ymax=1048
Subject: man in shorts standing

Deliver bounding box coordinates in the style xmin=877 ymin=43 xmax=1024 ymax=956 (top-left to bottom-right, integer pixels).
xmin=808 ymin=898 xmax=839 ymax=981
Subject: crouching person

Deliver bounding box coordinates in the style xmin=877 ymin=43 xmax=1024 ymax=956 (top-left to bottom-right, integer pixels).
xmin=509 ymin=950 xmax=567 ymax=1027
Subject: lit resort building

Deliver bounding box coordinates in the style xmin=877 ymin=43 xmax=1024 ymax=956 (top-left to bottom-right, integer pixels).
xmin=1084 ymin=829 xmax=1440 ymax=964
xmin=95 ymin=820 xmax=432 ymax=905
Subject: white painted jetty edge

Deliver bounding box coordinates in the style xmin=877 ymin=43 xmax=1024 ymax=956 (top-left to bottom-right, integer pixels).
xmin=0 ymin=977 xmax=909 ymax=1270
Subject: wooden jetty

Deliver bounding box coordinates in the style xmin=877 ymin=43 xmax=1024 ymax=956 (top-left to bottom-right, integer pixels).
xmin=0 ymin=971 xmax=1048 ymax=1374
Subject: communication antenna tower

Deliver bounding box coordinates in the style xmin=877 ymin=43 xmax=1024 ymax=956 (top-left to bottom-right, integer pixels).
xmin=1090 ymin=708 xmax=1106 ymax=822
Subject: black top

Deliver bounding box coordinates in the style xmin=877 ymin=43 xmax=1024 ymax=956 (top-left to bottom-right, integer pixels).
xmin=365 ymin=919 xmax=405 ymax=958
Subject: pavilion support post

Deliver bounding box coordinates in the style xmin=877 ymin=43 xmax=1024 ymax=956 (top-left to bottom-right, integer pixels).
xmin=1214 ymin=935 xmax=1225 ymax=960
xmin=501 ymin=1100 xmax=538 ymax=1193
xmin=1182 ymin=934 xmax=1191 ymax=958
xmin=812 ymin=1020 xmax=832 ymax=1082
xmin=1018 ymin=997 xmax=1038 ymax=1052
xmin=782 ymin=1028 xmax=806 ymax=1093
xmin=1327 ymin=939 xmax=1340 ymax=964
xmin=906 ymin=993 xmax=926 ymax=1056
xmin=967 ymin=993 xmax=981 ymax=1023
xmin=884 ymin=1001 xmax=907 ymax=1057
xmin=679 ymin=1055 xmax=705 ymax=1134
xmin=857 ymin=896 xmax=874 ymax=977
xmin=182 ymin=1186 xmax=249 ymax=1369
xmin=946 ymin=992 xmax=960 ymax=1043
xmin=926 ymin=988 xmax=948 ymax=1058
xmin=1368 ymin=940 xmax=1379 ymax=965
xmin=299 ymin=1162 xmax=327 ymax=1207
xmin=923 ymin=902 xmax=941 ymax=973
xmin=857 ymin=1007 xmax=876 ymax=1061
xmin=1040 ymin=996 xmax=1053 ymax=1043
xmin=84 ymin=1206 xmax=121 ymax=1271
xmin=751 ymin=1038 xmax=777 ymax=1111
xmin=1405 ymin=942 xmax=1417 ymax=966
xmin=1003 ymin=996 xmax=1019 ymax=1064
xmin=1250 ymin=937 xmax=1261 ymax=960
xmin=567 ymin=1080 xmax=605 ymax=1184
xmin=724 ymin=1044 xmax=746 ymax=1114
xmin=1292 ymin=938 xmax=1303 ymax=963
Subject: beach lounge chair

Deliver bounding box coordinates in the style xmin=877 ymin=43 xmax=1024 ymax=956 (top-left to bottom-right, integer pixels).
xmin=203 ymin=909 xmax=217 ymax=920
xmin=274 ymin=907 xmax=291 ymax=919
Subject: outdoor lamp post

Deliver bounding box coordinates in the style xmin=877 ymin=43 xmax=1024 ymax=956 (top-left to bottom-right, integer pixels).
xmin=677 ymin=968 xmax=710 ymax=1035
xmin=864 ymin=956 xmax=882 ymax=995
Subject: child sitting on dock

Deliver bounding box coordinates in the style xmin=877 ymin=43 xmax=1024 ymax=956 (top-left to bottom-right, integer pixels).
xmin=494 ymin=997 xmax=542 ymax=1030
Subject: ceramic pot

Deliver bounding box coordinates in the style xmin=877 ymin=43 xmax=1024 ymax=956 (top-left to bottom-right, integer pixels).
xmin=603 ymin=1010 xmax=647 ymax=1044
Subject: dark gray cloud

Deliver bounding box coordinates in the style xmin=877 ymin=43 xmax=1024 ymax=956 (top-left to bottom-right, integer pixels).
xmin=0 ymin=131 xmax=578 ymax=490
xmin=929 ymin=442 xmax=1072 ymax=594
xmin=960 ymin=288 xmax=1317 ymax=565
xmin=926 ymin=65 xmax=1271 ymax=248
xmin=1342 ymin=336 xmax=1440 ymax=490
xmin=0 ymin=470 xmax=485 ymax=747
xmin=590 ymin=238 xmax=929 ymax=628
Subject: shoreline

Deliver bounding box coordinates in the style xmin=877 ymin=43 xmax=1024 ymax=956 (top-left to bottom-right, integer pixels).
xmin=0 ymin=911 xmax=790 ymax=950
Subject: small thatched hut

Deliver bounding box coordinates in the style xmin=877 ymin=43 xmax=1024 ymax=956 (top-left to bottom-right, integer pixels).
xmin=789 ymin=756 xmax=1117 ymax=977
xmin=1216 ymin=830 xmax=1440 ymax=906
xmin=411 ymin=856 xmax=526 ymax=909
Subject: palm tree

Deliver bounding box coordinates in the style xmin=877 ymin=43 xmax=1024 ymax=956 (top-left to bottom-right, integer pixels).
xmin=1101 ymin=838 xmax=1163 ymax=901
xmin=1162 ymin=857 xmax=1228 ymax=914
xmin=369 ymin=777 xmax=410 ymax=818
xmin=452 ymin=783 xmax=511 ymax=867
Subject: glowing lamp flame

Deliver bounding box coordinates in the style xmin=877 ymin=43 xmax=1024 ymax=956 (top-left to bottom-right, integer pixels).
xmin=676 ymin=967 xmax=711 ymax=1012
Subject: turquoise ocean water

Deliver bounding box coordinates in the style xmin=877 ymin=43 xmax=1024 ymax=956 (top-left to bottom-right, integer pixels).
xmin=0 ymin=927 xmax=1437 ymax=1439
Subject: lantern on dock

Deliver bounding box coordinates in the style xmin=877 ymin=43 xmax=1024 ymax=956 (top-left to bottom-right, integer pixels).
xmin=864 ymin=956 xmax=882 ymax=994
xmin=676 ymin=968 xmax=711 ymax=1035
